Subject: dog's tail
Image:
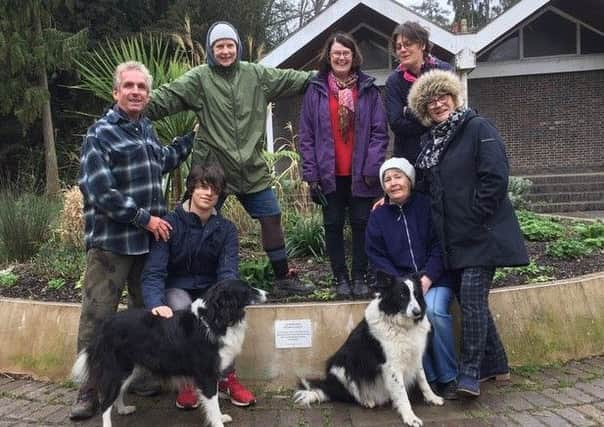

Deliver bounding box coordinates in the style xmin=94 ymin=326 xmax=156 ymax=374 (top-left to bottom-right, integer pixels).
xmin=292 ymin=378 xmax=331 ymax=406
xmin=71 ymin=350 xmax=89 ymax=385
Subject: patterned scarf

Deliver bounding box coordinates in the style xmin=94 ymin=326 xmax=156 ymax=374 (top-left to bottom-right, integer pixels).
xmin=416 ymin=107 xmax=469 ymax=170
xmin=327 ymin=71 xmax=358 ymax=136
xmin=397 ymin=54 xmax=437 ymax=83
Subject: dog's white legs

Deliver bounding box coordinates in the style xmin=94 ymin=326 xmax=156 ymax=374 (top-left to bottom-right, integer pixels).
xmin=200 ymin=392 xmax=230 ymax=427
xmin=416 ymin=367 xmax=444 ymax=406
xmin=116 ymin=368 xmax=140 ymax=415
xmin=383 ymin=365 xmax=423 ymax=427
xmin=102 ymin=405 xmax=113 ymax=427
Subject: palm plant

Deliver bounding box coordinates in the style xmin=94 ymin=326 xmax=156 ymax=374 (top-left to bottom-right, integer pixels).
xmin=75 ymin=33 xmax=197 ymax=205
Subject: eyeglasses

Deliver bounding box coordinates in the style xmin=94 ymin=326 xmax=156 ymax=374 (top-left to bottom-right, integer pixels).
xmin=427 ymin=94 xmax=450 ymax=109
xmin=330 ymin=50 xmax=352 ymax=59
xmin=395 ymin=40 xmax=418 ymax=51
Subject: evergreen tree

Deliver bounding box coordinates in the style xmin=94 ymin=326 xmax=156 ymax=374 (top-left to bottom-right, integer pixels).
xmin=0 ymin=0 xmax=86 ymax=196
xmin=411 ymin=0 xmax=450 ymax=27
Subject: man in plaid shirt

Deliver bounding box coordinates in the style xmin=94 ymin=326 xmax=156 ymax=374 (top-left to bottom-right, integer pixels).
xmin=70 ymin=61 xmax=193 ymax=420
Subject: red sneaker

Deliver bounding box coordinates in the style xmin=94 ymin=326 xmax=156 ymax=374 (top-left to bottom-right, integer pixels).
xmin=218 ymin=372 xmax=255 ymax=407
xmin=175 ymin=384 xmax=200 ymax=410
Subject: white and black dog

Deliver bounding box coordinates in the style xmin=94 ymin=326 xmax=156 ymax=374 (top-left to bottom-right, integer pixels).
xmin=72 ymin=279 xmax=267 ymax=427
xmin=294 ymin=272 xmax=443 ymax=427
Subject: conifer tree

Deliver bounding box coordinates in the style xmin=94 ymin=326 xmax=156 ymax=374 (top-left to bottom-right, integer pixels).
xmin=0 ymin=0 xmax=86 ymax=196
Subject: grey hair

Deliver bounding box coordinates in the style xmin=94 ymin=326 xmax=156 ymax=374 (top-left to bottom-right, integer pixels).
xmin=113 ymin=61 xmax=153 ymax=91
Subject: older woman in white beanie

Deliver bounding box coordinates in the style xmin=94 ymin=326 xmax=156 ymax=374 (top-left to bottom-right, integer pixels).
xmin=365 ymin=157 xmax=459 ymax=399
xmin=408 ymin=69 xmax=528 ymax=397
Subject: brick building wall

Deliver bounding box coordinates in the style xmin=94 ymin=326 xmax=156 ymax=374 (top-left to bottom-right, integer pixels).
xmin=468 ymin=70 xmax=604 ymax=174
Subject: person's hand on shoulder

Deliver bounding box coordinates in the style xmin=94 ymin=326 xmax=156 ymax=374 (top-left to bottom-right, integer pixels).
xmin=145 ymin=216 xmax=173 ymax=241
xmin=151 ymin=305 xmax=173 ymax=318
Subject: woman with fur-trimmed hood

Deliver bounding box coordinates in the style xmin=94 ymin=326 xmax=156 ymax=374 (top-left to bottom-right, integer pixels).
xmin=408 ymin=69 xmax=528 ymax=398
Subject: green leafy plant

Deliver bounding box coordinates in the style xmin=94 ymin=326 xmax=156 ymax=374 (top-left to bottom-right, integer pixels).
xmin=517 ymin=211 xmax=563 ymax=241
xmin=573 ymin=222 xmax=604 ymax=239
xmin=0 ymin=271 xmax=18 ymax=288
xmin=310 ymin=287 xmax=335 ymax=301
xmin=32 ymin=238 xmax=86 ymax=282
xmin=546 ymin=239 xmax=592 ymax=260
xmin=48 ymin=278 xmax=66 ymax=290
xmin=239 ymin=258 xmax=273 ymax=291
xmin=508 ymin=176 xmax=533 ymax=209
xmin=285 ymin=212 xmax=326 ymax=259
xmin=0 ymin=190 xmax=59 ymax=262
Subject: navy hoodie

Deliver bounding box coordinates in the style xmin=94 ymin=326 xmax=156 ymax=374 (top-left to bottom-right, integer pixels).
xmin=365 ymin=192 xmax=448 ymax=286
xmin=142 ymin=203 xmax=239 ymax=309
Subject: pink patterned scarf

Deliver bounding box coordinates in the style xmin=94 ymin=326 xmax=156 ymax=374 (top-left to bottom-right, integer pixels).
xmin=327 ymin=71 xmax=358 ymax=135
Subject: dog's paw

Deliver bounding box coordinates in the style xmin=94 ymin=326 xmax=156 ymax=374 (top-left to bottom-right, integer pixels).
xmin=426 ymin=394 xmax=444 ymax=406
xmin=117 ymin=405 xmax=136 ymax=415
xmin=221 ymin=413 xmax=232 ymax=424
xmin=402 ymin=412 xmax=423 ymax=427
xmin=360 ymin=399 xmax=376 ymax=408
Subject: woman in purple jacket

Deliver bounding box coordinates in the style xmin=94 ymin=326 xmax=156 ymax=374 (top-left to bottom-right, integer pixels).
xmin=299 ymin=32 xmax=388 ymax=298
xmin=366 ymin=157 xmax=458 ymax=399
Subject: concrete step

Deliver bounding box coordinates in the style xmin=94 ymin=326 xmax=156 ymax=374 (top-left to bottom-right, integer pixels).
xmin=530 ymin=181 xmax=604 ymax=193
xmin=527 ymin=191 xmax=604 ymax=203
xmin=531 ymin=200 xmax=604 ymax=213
xmin=521 ymin=172 xmax=604 ymax=185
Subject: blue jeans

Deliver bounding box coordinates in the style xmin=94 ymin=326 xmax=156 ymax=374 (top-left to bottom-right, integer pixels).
xmin=217 ymin=187 xmax=281 ymax=218
xmin=423 ymin=286 xmax=458 ymax=384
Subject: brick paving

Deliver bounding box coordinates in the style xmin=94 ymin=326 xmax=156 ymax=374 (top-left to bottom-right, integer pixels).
xmin=0 ymin=356 xmax=603 ymax=426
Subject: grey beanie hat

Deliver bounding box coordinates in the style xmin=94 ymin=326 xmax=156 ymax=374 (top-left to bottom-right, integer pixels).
xmin=379 ymin=157 xmax=416 ymax=190
xmin=208 ymin=22 xmax=239 ymax=47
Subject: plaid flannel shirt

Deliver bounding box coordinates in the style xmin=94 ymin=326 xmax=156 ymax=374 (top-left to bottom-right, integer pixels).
xmin=79 ymin=106 xmax=193 ymax=255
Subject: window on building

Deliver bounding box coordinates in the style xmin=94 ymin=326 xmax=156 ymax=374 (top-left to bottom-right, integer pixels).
xmin=581 ymin=26 xmax=604 ymax=54
xmin=352 ymin=26 xmax=390 ymax=70
xmin=523 ymin=11 xmax=576 ymax=57
xmin=477 ymin=32 xmax=520 ymax=62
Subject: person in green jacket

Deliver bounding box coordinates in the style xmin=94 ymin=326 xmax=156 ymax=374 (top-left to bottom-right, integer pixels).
xmin=147 ymin=21 xmax=315 ymax=297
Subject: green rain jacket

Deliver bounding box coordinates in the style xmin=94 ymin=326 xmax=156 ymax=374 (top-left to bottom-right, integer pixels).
xmin=147 ymin=61 xmax=312 ymax=194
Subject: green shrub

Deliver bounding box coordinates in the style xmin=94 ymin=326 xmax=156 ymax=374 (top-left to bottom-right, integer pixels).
xmin=285 ymin=211 xmax=326 ymax=259
xmin=583 ymin=237 xmax=604 ymax=250
xmin=517 ymin=211 xmax=564 ymax=241
xmin=0 ymin=191 xmax=59 ymax=262
xmin=573 ymin=222 xmax=604 ymax=239
xmin=239 ymin=258 xmax=273 ymax=291
xmin=0 ymin=271 xmax=18 ymax=288
xmin=494 ymin=262 xmax=554 ymax=284
xmin=508 ymin=176 xmax=533 ymax=209
xmin=32 ymin=238 xmax=86 ymax=282
xmin=546 ymin=239 xmax=592 ymax=260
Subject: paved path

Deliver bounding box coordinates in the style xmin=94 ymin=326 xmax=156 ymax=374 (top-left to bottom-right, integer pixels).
xmin=1 ymin=356 xmax=604 ymax=426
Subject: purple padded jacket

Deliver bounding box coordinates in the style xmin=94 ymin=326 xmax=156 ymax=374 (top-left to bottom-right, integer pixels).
xmin=298 ymin=71 xmax=388 ymax=197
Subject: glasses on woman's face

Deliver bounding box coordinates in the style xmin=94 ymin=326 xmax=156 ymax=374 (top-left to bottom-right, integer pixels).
xmin=395 ymin=39 xmax=417 ymax=52
xmin=330 ymin=50 xmax=352 ymax=59
xmin=428 ymin=94 xmax=450 ymax=109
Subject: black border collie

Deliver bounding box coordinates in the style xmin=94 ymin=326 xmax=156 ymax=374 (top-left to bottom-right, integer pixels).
xmin=71 ymin=279 xmax=267 ymax=427
xmin=294 ymin=272 xmax=443 ymax=427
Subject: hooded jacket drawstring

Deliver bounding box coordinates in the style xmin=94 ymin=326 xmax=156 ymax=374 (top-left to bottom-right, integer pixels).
xmin=397 ymin=205 xmax=419 ymax=273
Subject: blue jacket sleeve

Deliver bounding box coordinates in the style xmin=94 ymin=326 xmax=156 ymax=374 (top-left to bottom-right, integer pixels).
xmin=472 ymin=119 xmax=510 ymax=220
xmin=216 ymin=221 xmax=240 ymax=282
xmin=422 ymin=217 xmax=444 ymax=283
xmin=141 ymin=231 xmax=171 ymax=309
xmin=384 ymin=73 xmax=426 ymax=137
xmin=365 ymin=210 xmax=400 ymax=277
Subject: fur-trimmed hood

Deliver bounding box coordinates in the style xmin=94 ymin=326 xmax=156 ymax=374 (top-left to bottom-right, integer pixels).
xmin=407 ymin=69 xmax=464 ymax=127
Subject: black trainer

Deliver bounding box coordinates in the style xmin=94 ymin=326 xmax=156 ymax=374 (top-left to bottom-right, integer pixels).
xmin=351 ymin=275 xmax=370 ymax=298
xmin=334 ymin=273 xmax=352 ymax=299
xmin=273 ymin=270 xmax=315 ymax=297
xmin=69 ymin=387 xmax=98 ymax=420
